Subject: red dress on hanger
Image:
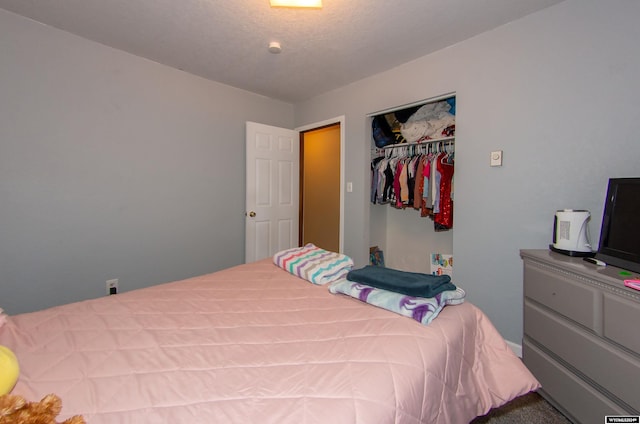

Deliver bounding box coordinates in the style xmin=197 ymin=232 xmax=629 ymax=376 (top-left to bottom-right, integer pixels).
xmin=435 ymin=154 xmax=454 ymax=229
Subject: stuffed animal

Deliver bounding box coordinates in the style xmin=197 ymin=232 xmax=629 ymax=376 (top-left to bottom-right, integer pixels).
xmin=0 ymin=393 xmax=85 ymax=424
xmin=0 ymin=346 xmax=19 ymax=395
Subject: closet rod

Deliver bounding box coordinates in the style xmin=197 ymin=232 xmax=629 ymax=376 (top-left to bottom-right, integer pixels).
xmin=375 ymin=136 xmax=454 ymax=150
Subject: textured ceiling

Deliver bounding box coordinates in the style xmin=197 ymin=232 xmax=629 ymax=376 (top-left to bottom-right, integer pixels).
xmin=0 ymin=0 xmax=564 ymax=103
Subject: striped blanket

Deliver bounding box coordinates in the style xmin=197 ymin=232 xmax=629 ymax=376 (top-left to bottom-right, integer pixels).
xmin=273 ymin=244 xmax=354 ymax=285
xmin=329 ymin=280 xmax=466 ymax=325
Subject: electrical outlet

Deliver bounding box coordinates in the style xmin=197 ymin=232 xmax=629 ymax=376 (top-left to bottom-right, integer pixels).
xmin=106 ymin=279 xmax=119 ymax=295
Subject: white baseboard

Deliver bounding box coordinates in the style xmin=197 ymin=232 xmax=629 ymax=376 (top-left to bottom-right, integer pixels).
xmin=506 ymin=340 xmax=522 ymax=358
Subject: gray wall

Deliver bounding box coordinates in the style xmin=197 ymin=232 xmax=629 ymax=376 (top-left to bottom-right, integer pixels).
xmin=0 ymin=9 xmax=294 ymax=314
xmin=3 ymin=0 xmax=640 ymax=346
xmin=295 ymin=0 xmax=640 ymax=343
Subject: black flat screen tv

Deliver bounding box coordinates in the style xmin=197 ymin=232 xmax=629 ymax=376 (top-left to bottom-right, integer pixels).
xmin=594 ymin=177 xmax=640 ymax=274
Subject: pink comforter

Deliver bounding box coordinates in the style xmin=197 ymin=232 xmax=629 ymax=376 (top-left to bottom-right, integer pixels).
xmin=0 ymin=260 xmax=539 ymax=423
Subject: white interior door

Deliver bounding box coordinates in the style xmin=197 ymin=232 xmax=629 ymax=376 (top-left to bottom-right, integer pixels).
xmin=245 ymin=122 xmax=299 ymax=263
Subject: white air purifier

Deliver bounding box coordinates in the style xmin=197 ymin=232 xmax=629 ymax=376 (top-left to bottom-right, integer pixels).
xmin=549 ymin=209 xmax=593 ymax=257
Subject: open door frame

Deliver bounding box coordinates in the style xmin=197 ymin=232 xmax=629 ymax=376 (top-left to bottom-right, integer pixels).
xmin=296 ymin=116 xmax=345 ymax=253
xmin=245 ymin=116 xmax=345 ymax=263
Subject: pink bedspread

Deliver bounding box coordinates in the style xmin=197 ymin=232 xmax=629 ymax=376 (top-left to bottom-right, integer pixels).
xmin=0 ymin=260 xmax=539 ymax=423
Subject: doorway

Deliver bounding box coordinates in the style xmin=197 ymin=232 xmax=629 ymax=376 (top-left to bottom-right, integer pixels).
xmin=245 ymin=117 xmax=344 ymax=263
xmin=300 ymin=123 xmax=341 ymax=253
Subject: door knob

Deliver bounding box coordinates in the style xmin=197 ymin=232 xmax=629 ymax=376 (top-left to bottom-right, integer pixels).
xmin=248 ymin=211 xmax=256 ymax=217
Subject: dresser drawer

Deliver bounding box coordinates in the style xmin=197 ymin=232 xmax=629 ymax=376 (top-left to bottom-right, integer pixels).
xmin=523 ymin=340 xmax=626 ymax=423
xmin=525 ymin=301 xmax=640 ymax=411
xmin=524 ymin=261 xmax=600 ymax=331
xmin=604 ymin=293 xmax=640 ymax=354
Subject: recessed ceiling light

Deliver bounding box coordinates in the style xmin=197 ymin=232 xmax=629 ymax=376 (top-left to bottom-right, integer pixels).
xmin=270 ymin=0 xmax=322 ymax=8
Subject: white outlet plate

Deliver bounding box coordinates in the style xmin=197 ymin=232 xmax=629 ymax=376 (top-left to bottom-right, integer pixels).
xmin=106 ymin=279 xmax=119 ymax=295
xmin=490 ymin=150 xmax=503 ymax=167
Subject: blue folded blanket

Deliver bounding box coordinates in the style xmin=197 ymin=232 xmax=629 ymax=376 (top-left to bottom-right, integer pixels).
xmin=346 ymin=265 xmax=456 ymax=298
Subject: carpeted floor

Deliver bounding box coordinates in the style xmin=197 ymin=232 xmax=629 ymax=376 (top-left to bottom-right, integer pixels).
xmin=471 ymin=391 xmax=571 ymax=423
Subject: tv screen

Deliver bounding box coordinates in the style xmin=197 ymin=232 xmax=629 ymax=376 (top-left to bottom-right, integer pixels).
xmin=595 ymin=178 xmax=640 ymax=273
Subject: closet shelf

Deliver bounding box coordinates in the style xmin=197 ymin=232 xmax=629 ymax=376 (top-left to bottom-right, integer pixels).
xmin=375 ymin=136 xmax=454 ymax=150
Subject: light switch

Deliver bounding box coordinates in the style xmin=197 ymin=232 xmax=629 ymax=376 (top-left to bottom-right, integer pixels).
xmin=346 ymin=182 xmax=353 ymax=192
xmin=490 ymin=150 xmax=503 ymax=167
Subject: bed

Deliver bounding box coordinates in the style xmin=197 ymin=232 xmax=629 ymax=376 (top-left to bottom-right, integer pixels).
xmin=0 ymin=257 xmax=539 ymax=423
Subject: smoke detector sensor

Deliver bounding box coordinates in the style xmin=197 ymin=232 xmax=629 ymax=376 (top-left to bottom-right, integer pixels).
xmin=268 ymin=41 xmax=282 ymax=54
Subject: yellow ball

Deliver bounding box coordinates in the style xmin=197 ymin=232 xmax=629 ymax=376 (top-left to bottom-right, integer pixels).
xmin=0 ymin=345 xmax=19 ymax=395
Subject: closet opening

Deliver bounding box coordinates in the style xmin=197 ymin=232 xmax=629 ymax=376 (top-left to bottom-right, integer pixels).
xmin=368 ymin=93 xmax=456 ymax=275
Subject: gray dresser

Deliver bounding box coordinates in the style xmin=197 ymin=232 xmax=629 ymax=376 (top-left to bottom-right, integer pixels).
xmin=521 ymin=249 xmax=640 ymax=423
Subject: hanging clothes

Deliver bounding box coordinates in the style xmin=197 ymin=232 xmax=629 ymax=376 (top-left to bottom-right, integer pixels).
xmin=371 ymin=156 xmax=384 ymax=204
xmin=370 ymin=142 xmax=454 ymax=230
xmin=420 ymin=153 xmax=433 ymax=217
xmin=434 ymin=152 xmax=454 ymax=230
xmin=412 ymin=156 xmax=424 ymax=210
